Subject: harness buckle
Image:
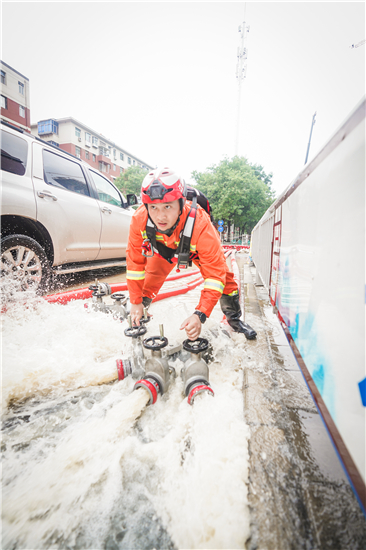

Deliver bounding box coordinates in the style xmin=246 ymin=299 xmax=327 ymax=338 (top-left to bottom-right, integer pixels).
xmin=176 ymin=252 xmax=190 ymax=271
xmin=141 ymin=239 xmax=154 ymax=258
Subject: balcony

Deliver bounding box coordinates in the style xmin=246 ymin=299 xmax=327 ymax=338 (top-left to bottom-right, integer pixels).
xmin=97 ymin=154 xmax=111 ymax=166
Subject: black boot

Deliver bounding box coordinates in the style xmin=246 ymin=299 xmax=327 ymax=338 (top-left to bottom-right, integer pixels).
xmin=220 ymin=294 xmax=257 ymax=340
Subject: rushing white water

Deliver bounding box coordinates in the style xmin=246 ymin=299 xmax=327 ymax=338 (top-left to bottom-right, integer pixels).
xmin=2 ymin=281 xmax=250 ymax=549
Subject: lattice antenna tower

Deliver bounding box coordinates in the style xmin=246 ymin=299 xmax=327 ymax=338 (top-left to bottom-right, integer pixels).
xmin=235 ymin=11 xmax=250 ymax=156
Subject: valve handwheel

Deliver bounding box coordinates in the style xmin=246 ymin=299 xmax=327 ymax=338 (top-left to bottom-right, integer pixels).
xmin=111 ymin=292 xmax=127 ymax=304
xmin=139 ymin=314 xmax=151 ymax=324
xmin=143 ymin=335 xmax=168 ymax=350
xmin=182 ymin=337 xmax=209 ymax=354
xmin=124 ymin=325 xmax=147 ymax=338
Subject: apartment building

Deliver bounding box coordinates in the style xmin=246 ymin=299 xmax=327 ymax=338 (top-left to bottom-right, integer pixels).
xmin=31 ymin=117 xmax=154 ymax=182
xmin=0 ymin=61 xmax=31 ymax=132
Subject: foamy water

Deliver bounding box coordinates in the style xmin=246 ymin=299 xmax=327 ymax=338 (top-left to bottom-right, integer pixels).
xmin=2 ymin=282 xmax=250 ymax=549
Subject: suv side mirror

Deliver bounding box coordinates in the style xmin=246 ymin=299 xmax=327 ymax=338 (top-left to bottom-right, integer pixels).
xmin=126 ymin=194 xmax=138 ymax=207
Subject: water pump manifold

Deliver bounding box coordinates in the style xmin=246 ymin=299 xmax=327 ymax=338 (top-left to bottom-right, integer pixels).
xmin=116 ymin=312 xmax=149 ymax=381
xmin=181 ymin=338 xmax=214 ymax=405
xmin=133 ymin=324 xmax=174 ymax=405
xmin=85 ymin=280 xmax=129 ymax=321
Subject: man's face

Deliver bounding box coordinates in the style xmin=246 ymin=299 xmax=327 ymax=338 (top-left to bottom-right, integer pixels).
xmin=147 ymin=200 xmax=180 ymax=232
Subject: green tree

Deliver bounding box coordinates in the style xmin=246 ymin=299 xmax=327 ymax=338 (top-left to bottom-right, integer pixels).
xmin=249 ymin=163 xmax=274 ymax=189
xmin=113 ymin=165 xmax=148 ymax=196
xmin=192 ymin=156 xmax=275 ymax=235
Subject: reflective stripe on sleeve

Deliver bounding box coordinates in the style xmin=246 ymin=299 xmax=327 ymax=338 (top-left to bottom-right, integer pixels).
xmin=203 ymin=278 xmax=225 ymax=293
xmin=140 ymin=230 xmax=147 ymax=239
xmin=126 ymin=270 xmax=145 ymax=280
xmin=228 ymin=289 xmax=239 ymax=296
xmin=190 ymin=244 xmax=197 ymax=252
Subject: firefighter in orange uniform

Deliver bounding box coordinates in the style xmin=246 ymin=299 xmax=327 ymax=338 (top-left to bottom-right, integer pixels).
xmin=126 ymin=167 xmax=257 ymax=341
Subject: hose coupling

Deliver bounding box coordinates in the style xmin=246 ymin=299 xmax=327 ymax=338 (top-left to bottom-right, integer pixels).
xmin=134 ymin=376 xmax=161 ymax=405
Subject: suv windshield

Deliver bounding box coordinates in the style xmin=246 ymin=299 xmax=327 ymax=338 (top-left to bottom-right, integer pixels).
xmin=0 ymin=130 xmax=28 ymax=176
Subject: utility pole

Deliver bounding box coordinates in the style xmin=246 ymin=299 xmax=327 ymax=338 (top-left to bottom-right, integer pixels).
xmin=304 ymin=112 xmax=316 ymax=165
xmin=235 ymin=5 xmax=250 ymax=156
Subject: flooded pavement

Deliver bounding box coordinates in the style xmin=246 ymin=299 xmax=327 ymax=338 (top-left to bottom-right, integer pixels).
xmin=240 ymin=255 xmax=366 ymax=550
xmin=2 ymin=253 xmax=365 ymax=549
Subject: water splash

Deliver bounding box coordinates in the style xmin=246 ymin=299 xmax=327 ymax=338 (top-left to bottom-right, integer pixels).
xmin=2 ymin=288 xmax=251 ymax=549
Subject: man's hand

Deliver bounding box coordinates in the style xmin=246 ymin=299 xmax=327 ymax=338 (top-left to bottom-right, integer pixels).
xmin=130 ymin=303 xmax=144 ymax=326
xmin=180 ymin=314 xmax=202 ymax=341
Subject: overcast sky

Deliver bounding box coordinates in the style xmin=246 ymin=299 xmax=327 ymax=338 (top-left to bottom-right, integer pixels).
xmin=2 ymin=2 xmax=365 ymax=196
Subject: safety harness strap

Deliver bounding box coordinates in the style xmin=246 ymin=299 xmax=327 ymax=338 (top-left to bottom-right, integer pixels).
xmin=175 ymin=196 xmax=198 ymax=270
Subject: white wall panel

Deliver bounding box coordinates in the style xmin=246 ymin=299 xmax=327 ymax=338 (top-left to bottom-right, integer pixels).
xmin=251 ymin=100 xmax=365 ymax=493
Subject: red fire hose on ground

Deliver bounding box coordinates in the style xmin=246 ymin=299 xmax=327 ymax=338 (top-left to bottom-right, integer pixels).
xmin=41 ymin=246 xmax=242 ymax=308
xmin=222 ymin=245 xmax=249 ymax=252
xmin=44 ymin=268 xmax=202 ymax=305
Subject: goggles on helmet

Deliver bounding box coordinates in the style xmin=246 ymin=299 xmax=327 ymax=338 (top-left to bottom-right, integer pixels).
xmin=141 ymin=167 xmax=186 ymax=204
xmin=143 ymin=181 xmax=173 ymax=201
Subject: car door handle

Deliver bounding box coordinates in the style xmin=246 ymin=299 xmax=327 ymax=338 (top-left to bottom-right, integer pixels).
xmin=37 ymin=190 xmax=58 ymax=201
xmin=101 ymin=207 xmax=112 ymax=214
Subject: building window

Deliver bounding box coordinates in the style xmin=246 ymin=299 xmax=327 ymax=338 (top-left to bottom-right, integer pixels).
xmin=75 ymin=127 xmax=81 ymax=138
xmin=75 ymin=146 xmax=81 ymax=158
xmin=85 ymin=151 xmax=89 ymax=160
xmin=99 ymin=161 xmax=110 ymax=173
xmin=92 ymin=136 xmax=98 ymax=147
xmin=92 ymin=154 xmax=96 ymax=162
xmin=133 ymin=160 xmax=136 ymax=165
xmin=19 ymin=106 xmax=25 ymax=118
xmin=120 ymin=152 xmax=124 ymax=161
xmin=38 ymin=119 xmax=58 ymax=135
xmin=113 ymin=149 xmax=117 ymax=159
xmin=1 ymin=95 xmax=7 ymax=109
xmin=48 ymin=141 xmax=60 ymax=147
xmin=18 ymin=82 xmax=24 ymax=95
xmin=85 ymin=132 xmax=91 ymax=146
xmin=1 ymin=70 xmax=6 ymax=85
xmin=113 ymin=164 xmax=116 ymax=171
xmin=128 ymin=157 xmax=131 ymax=164
xmin=120 ymin=166 xmax=123 ymax=174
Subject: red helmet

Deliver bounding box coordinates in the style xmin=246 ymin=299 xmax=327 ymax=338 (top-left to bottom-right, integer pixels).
xmin=141 ymin=167 xmax=186 ymax=204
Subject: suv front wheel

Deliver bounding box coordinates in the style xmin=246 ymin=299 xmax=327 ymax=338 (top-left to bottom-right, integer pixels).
xmin=1 ymin=234 xmax=52 ymax=295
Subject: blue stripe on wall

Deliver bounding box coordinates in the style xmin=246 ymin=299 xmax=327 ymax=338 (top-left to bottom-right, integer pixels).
xmin=358 ymin=377 xmax=366 ymax=407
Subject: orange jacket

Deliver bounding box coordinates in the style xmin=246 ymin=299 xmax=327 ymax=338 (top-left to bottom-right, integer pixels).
xmin=126 ymin=203 xmax=237 ymax=317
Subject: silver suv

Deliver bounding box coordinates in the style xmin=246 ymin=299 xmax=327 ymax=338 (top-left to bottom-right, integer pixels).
xmin=1 ymin=122 xmax=137 ymax=294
